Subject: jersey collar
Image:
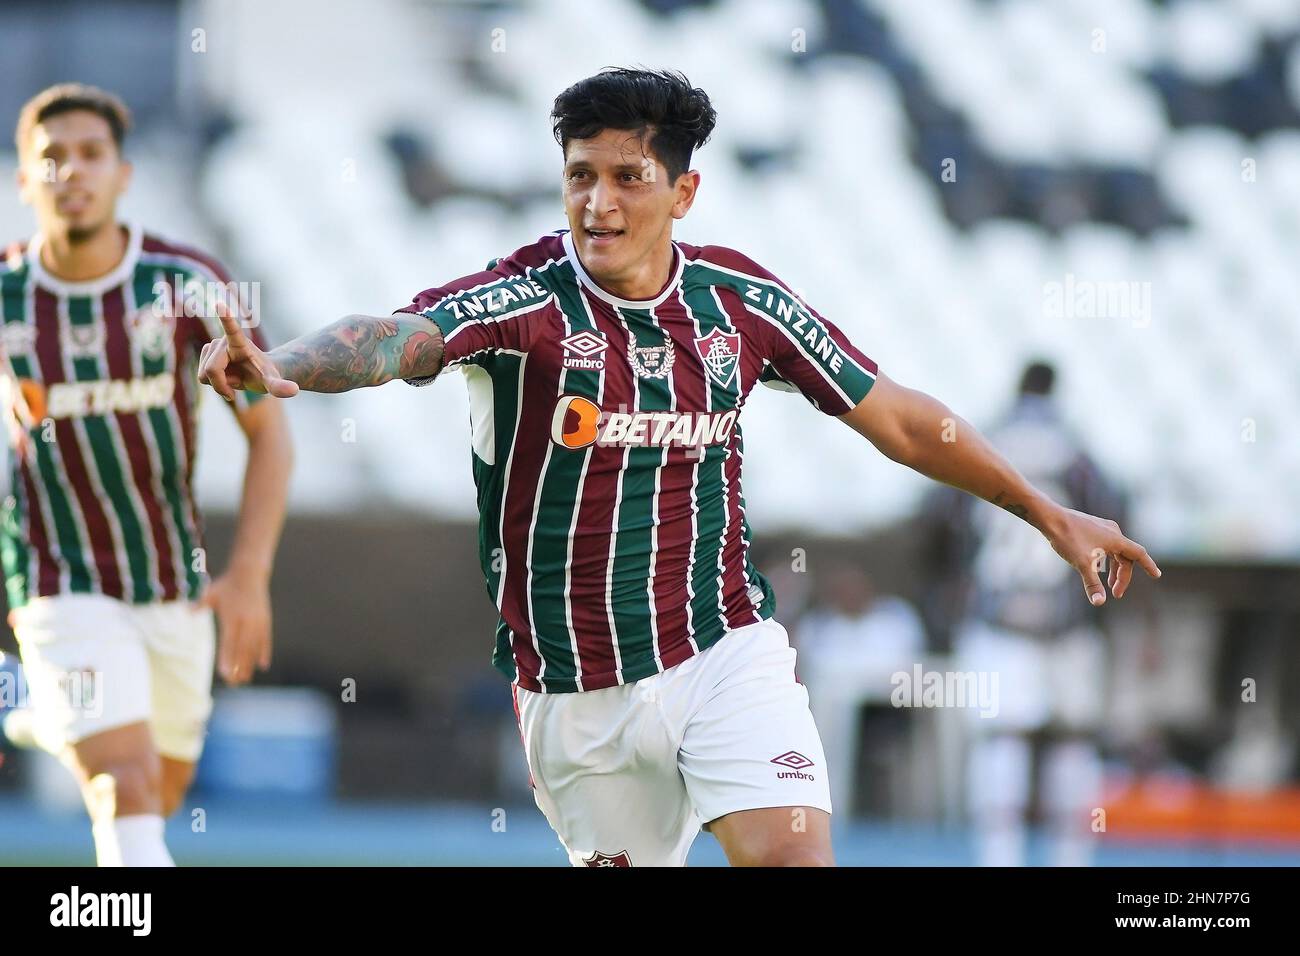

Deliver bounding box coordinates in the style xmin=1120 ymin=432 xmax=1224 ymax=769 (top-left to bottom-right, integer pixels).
xmin=27 ymin=221 xmax=143 ymax=297
xmin=561 ymin=229 xmax=684 ymax=311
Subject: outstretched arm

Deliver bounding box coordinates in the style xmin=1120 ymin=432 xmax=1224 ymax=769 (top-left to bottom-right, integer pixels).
xmin=198 ymin=309 xmax=445 ymax=397
xmin=841 ymin=371 xmax=1161 ymax=606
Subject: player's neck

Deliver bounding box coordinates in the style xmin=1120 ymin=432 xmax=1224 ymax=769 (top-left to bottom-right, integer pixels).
xmin=39 ymin=221 xmax=129 ymax=282
xmin=595 ymin=239 xmax=676 ymax=301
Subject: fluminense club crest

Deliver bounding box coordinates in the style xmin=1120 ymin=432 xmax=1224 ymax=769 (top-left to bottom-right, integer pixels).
xmin=626 ymin=331 xmax=675 ymax=380
xmin=694 ymin=329 xmax=741 ymax=388
xmin=127 ymin=305 xmax=176 ymax=361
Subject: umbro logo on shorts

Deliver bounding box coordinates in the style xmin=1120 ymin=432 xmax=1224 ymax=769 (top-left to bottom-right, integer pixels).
xmin=771 ymin=751 xmax=816 ymax=781
xmin=584 ymin=850 xmax=632 ymax=867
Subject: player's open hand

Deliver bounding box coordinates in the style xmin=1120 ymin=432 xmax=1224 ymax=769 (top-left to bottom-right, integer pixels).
xmin=198 ymin=565 xmax=274 ymax=686
xmin=198 ymin=302 xmax=299 ymax=400
xmin=1043 ymin=507 xmax=1161 ymax=606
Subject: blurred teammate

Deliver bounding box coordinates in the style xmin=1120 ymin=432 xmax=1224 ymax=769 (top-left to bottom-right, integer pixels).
xmin=1 ymin=84 xmax=293 ymax=865
xmin=928 ymin=362 xmax=1125 ymax=865
xmin=198 ymin=68 xmax=1158 ymax=867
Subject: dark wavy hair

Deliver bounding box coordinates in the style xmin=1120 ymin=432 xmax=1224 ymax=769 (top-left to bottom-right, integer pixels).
xmin=16 ymin=83 xmax=132 ymax=157
xmin=551 ymin=68 xmax=717 ymax=180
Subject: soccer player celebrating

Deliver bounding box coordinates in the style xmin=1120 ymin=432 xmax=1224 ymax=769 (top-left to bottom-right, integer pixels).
xmin=198 ymin=68 xmax=1158 ymax=867
xmin=2 ymin=84 xmax=293 ymax=865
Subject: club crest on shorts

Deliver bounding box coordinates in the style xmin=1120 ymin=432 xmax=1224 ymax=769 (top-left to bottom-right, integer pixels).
xmin=694 ymin=329 xmax=741 ymax=388
xmin=626 ymin=331 xmax=675 ymax=380
xmin=584 ymin=850 xmax=632 ymax=867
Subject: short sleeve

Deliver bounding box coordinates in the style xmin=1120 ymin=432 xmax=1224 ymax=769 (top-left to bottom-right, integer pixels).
xmin=394 ymin=255 xmax=553 ymax=386
xmin=760 ymin=302 xmax=878 ymax=414
xmin=706 ymin=249 xmax=878 ymax=415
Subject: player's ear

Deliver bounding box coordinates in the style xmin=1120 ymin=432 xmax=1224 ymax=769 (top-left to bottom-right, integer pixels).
xmin=672 ymin=170 xmax=700 ymax=220
xmin=116 ymin=156 xmax=133 ymax=196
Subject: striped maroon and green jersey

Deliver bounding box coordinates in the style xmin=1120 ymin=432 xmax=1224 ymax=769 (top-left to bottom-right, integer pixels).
xmin=398 ymin=230 xmax=878 ymax=693
xmin=0 ymin=223 xmax=267 ymax=610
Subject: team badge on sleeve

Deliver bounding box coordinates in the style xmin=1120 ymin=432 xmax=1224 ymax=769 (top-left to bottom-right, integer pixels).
xmin=694 ymin=329 xmax=741 ymax=388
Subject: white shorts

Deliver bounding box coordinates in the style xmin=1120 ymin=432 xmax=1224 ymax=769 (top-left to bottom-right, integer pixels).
xmin=11 ymin=593 xmax=216 ymax=762
xmin=514 ymin=617 xmax=832 ymax=867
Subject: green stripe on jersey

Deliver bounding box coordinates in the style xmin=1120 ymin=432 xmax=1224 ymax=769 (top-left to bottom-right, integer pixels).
xmin=679 ymin=282 xmax=740 ymax=642
xmin=1 ymin=268 xmax=94 ymax=597
xmin=522 ymin=265 xmax=598 ymax=691
xmin=606 ymin=306 xmax=672 ymax=681
xmin=134 ymin=264 xmax=201 ymax=598
xmin=68 ymin=295 xmax=153 ymax=601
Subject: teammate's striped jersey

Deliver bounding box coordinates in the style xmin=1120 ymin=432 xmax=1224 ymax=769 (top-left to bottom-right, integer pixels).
xmin=400 ymin=230 xmax=878 ymax=694
xmin=0 ymin=222 xmax=266 ymax=610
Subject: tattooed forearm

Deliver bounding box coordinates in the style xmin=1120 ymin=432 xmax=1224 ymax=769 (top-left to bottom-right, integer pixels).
xmin=268 ymin=315 xmax=444 ymax=393
xmin=990 ymin=491 xmax=1031 ymax=521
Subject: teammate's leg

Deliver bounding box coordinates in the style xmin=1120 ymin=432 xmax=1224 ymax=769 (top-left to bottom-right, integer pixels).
xmin=160 ymin=757 xmax=198 ymax=817
xmin=69 ymin=721 xmax=173 ymax=866
xmin=13 ymin=594 xmax=181 ymax=865
xmin=143 ymin=601 xmax=216 ymax=819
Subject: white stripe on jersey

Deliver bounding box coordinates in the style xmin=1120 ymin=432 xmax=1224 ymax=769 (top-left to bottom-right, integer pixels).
xmin=53 ymin=295 xmax=112 ymax=595
xmin=676 ymin=286 xmax=713 ymax=644
xmin=125 ymin=271 xmax=190 ymax=595
xmin=708 ymin=287 xmax=755 ymax=624
xmin=90 ymin=288 xmax=158 ymax=596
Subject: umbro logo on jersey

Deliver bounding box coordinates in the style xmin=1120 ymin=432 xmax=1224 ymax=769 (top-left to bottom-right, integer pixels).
xmin=560 ymin=330 xmax=608 ymax=370
xmin=694 ymin=329 xmax=741 ymax=388
xmin=551 ymin=395 xmax=738 ymax=451
xmin=771 ymin=751 xmax=816 ymax=780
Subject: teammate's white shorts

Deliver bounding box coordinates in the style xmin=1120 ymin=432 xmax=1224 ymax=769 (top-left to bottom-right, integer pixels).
xmin=513 ymin=617 xmax=831 ymax=867
xmin=11 ymin=593 xmax=216 ymax=762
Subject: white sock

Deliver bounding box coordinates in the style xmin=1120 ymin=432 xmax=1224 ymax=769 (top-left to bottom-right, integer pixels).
xmin=113 ymin=814 xmax=175 ymax=867
xmin=968 ymin=735 xmax=1032 ymax=867
xmin=92 ymin=819 xmax=123 ymax=867
xmin=1043 ymin=741 xmax=1103 ymax=867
